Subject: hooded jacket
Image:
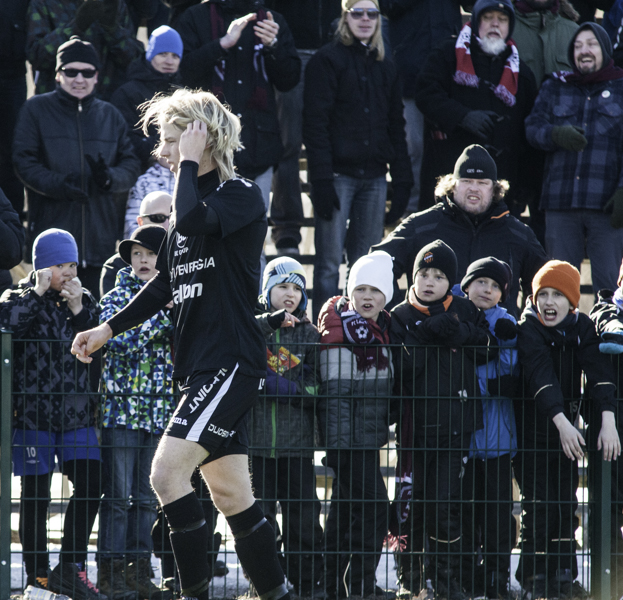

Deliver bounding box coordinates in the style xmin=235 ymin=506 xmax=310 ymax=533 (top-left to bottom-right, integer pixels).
xmin=248 ymin=300 xmax=320 ymax=458
xmin=13 ymin=87 xmax=141 ymax=267
xmin=0 ymin=273 xmax=100 ymax=432
xmin=100 ymin=266 xmax=176 ymax=434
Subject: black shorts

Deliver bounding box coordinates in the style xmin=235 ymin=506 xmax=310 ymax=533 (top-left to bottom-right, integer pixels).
xmin=165 ymin=364 xmax=263 ymax=462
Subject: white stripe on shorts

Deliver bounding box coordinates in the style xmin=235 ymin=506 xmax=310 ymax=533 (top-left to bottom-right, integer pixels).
xmin=186 ymin=363 xmax=239 ymax=442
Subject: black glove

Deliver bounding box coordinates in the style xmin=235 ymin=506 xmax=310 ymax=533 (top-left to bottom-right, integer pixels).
xmin=494 ymin=318 xmax=518 ymax=341
xmin=99 ymin=0 xmax=119 ymax=30
xmin=74 ymin=0 xmax=104 ymax=32
xmin=86 ymin=153 xmax=112 ymax=190
xmin=418 ymin=313 xmax=460 ymax=341
xmin=62 ymin=173 xmax=89 ymax=203
xmin=551 ymin=125 xmax=587 ymax=152
xmin=311 ymin=179 xmax=340 ymax=221
xmin=460 ymin=110 xmax=498 ymax=140
xmin=267 ymin=309 xmax=287 ymax=330
xmin=385 ymin=182 xmax=412 ymax=225
xmin=604 ymin=188 xmax=623 ymax=228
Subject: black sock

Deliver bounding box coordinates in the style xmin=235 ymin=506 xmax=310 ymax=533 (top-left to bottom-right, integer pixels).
xmin=163 ymin=492 xmax=211 ymax=599
xmin=226 ymin=502 xmax=289 ymax=600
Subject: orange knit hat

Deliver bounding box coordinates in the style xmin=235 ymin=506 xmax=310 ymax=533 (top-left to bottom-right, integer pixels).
xmin=532 ymin=260 xmax=581 ymax=309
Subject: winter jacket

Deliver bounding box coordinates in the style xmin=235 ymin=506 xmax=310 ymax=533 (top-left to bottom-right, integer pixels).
xmin=0 ymin=187 xmax=25 ymax=296
xmin=390 ymin=294 xmax=492 ymax=438
xmin=470 ymin=305 xmax=519 ymax=459
xmin=100 ymin=266 xmax=175 ymax=434
xmin=379 ymin=0 xmax=463 ymax=97
xmin=414 ymin=36 xmax=538 ymax=205
xmin=175 ymin=1 xmax=300 ymax=179
xmin=317 ymin=296 xmax=393 ymax=450
xmin=26 ymin=0 xmax=144 ymax=100
xmin=517 ymin=296 xmax=618 ymax=444
xmin=525 ymin=75 xmax=623 ymax=211
xmin=512 ymin=6 xmax=578 ymax=86
xmin=372 ymin=196 xmax=548 ymax=315
xmin=111 ymin=60 xmax=182 ymax=171
xmin=248 ymin=302 xmax=320 ymax=459
xmin=0 ymin=273 xmax=100 ymax=432
xmin=13 ymin=87 xmax=141 ymax=267
xmin=303 ymin=39 xmax=413 ymax=186
xmin=0 ymin=0 xmax=29 ymax=77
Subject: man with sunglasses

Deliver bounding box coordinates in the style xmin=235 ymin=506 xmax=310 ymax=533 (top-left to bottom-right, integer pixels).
xmin=101 ymin=191 xmax=173 ymax=297
xmin=13 ymin=36 xmax=140 ymax=300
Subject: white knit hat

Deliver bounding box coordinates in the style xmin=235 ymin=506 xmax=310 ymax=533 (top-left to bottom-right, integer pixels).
xmin=347 ymin=251 xmax=394 ymax=307
xmin=342 ymin=0 xmax=380 ymax=10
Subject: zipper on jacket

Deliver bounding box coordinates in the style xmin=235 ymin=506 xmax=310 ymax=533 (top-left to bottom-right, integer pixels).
xmin=77 ymin=100 xmax=87 ymax=268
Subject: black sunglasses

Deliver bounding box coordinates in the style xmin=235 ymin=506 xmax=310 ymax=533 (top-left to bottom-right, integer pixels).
xmin=60 ymin=67 xmax=97 ymax=78
xmin=140 ymin=213 xmax=169 ymax=224
xmin=347 ymin=8 xmax=380 ymax=19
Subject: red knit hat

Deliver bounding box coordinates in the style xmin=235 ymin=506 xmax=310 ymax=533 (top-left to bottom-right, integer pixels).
xmin=532 ymin=260 xmax=581 ymax=309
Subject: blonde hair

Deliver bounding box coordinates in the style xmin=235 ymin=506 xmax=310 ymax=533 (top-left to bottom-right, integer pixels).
xmin=139 ymin=88 xmax=243 ymax=182
xmin=337 ymin=4 xmax=385 ymax=61
xmin=434 ymin=173 xmax=510 ymax=203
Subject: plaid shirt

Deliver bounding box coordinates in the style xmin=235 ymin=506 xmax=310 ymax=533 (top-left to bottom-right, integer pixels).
xmin=525 ymin=76 xmax=623 ymax=211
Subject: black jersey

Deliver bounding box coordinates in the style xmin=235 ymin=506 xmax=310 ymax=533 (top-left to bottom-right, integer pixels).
xmin=108 ymin=161 xmax=267 ymax=379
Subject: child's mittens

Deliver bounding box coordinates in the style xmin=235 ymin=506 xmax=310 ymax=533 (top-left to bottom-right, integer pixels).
xmin=418 ymin=313 xmax=460 ymax=341
xmin=494 ymin=318 xmax=518 ymax=341
xmin=265 ymin=369 xmax=298 ymax=402
xmin=267 ymin=309 xmax=287 ymax=330
xmin=599 ymin=332 xmax=623 ymax=354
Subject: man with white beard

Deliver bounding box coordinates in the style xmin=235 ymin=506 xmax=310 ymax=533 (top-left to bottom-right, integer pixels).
xmin=413 ymin=0 xmax=538 ymax=215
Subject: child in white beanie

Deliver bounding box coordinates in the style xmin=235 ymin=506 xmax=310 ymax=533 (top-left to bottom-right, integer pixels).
xmin=316 ymin=251 xmax=394 ymax=598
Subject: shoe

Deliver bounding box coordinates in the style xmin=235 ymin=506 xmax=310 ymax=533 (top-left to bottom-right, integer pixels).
xmin=26 ymin=569 xmax=50 ymax=590
xmin=126 ymin=557 xmax=174 ymax=600
xmin=558 ymin=580 xmax=589 ymax=600
xmin=98 ymin=558 xmax=138 ymax=600
xmin=48 ymin=562 xmax=108 ymax=600
xmin=521 ymin=575 xmax=547 ymax=600
xmin=213 ymin=559 xmax=229 ymax=577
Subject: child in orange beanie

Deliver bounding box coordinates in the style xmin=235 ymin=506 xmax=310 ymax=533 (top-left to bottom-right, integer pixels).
xmin=515 ymin=260 xmax=620 ymax=600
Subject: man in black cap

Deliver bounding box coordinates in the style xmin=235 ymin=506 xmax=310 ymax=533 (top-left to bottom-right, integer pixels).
xmin=13 ymin=36 xmax=140 ymax=298
xmin=413 ymin=0 xmax=539 ymax=215
xmin=373 ymin=144 xmax=547 ymax=315
xmin=525 ymin=22 xmax=623 ymax=294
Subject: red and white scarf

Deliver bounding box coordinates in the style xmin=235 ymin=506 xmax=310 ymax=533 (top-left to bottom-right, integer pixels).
xmin=453 ymin=22 xmax=519 ymax=107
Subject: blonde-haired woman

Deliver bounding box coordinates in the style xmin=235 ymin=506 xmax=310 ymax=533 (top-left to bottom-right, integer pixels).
xmin=73 ymin=88 xmax=292 ymax=600
xmin=303 ymin=0 xmax=413 ymax=323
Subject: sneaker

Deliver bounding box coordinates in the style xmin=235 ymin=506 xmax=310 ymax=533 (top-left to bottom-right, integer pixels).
xmin=213 ymin=559 xmax=229 ymax=577
xmin=559 ymin=581 xmax=589 ymax=600
xmin=26 ymin=570 xmax=50 ymax=590
xmin=48 ymin=562 xmax=108 ymax=600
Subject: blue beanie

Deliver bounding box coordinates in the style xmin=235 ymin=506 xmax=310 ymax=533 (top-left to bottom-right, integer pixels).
xmin=32 ymin=229 xmax=79 ymax=270
xmin=146 ymin=26 xmax=184 ymax=62
xmin=262 ymin=257 xmax=308 ymax=312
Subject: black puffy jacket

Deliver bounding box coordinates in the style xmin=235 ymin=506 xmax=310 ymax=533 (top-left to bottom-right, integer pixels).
xmin=13 ymin=87 xmax=141 ymax=266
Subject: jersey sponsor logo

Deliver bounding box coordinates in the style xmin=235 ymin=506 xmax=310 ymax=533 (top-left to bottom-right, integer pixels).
xmin=173 ymin=283 xmax=204 ymax=305
xmin=207 ymin=423 xmax=235 ymax=438
xmin=188 ymin=369 xmax=227 ymax=413
xmin=172 ymin=416 xmax=188 ymax=426
xmin=170 ymin=257 xmax=215 ymax=278
xmin=174 ymin=232 xmax=189 ymax=257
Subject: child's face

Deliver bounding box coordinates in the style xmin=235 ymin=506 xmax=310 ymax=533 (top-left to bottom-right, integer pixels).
xmin=466 ymin=276 xmax=502 ymax=310
xmin=49 ymin=262 xmax=78 ymax=292
xmin=535 ymin=286 xmax=572 ymax=327
xmin=130 ymin=243 xmax=158 ymax=281
xmin=351 ymin=285 xmax=385 ymax=321
xmin=270 ymin=282 xmax=303 ymax=313
xmin=414 ymin=268 xmax=449 ymax=302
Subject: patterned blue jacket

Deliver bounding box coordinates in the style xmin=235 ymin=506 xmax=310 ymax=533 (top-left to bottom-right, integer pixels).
xmin=525 ymin=74 xmax=623 ymax=210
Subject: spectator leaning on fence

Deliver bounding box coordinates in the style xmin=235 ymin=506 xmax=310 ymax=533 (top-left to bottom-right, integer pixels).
xmin=0 ymin=228 xmax=103 ymax=598
xmin=98 ymin=225 xmax=176 ymax=600
xmin=460 ymin=257 xmax=520 ymax=600
xmin=317 ymin=250 xmax=395 ymax=599
xmin=249 ymin=257 xmax=324 ymax=597
xmin=389 ymin=239 xmax=496 ymax=600
xmin=515 ymin=260 xmax=620 ymax=600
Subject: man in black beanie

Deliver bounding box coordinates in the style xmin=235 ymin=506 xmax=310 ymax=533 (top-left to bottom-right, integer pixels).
xmin=13 ymin=36 xmax=140 ymax=299
xmin=374 ymin=144 xmax=547 ymax=315
xmin=526 ymin=22 xmax=623 ymax=295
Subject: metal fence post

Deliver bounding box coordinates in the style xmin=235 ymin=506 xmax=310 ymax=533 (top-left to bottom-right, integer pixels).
xmin=591 ymin=454 xmax=612 ymax=600
xmin=0 ymin=331 xmax=12 ymax=599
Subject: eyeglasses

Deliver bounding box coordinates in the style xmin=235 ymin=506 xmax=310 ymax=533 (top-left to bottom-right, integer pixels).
xmin=140 ymin=213 xmax=169 ymax=223
xmin=60 ymin=67 xmax=97 ymax=78
xmin=347 ymin=8 xmax=380 ymax=19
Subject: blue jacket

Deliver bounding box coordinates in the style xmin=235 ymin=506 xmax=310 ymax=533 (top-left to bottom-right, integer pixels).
xmin=525 ymin=75 xmax=623 ymax=211
xmin=470 ymin=305 xmax=519 ymax=459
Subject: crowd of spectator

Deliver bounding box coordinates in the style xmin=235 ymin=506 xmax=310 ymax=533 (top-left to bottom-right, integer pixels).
xmin=2 ymin=0 xmax=623 ymax=598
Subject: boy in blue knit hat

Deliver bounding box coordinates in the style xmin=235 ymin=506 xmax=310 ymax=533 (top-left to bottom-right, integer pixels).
xmin=0 ymin=229 xmax=103 ymax=597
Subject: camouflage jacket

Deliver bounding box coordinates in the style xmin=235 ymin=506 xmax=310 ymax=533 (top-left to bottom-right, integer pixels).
xmin=0 ymin=274 xmax=100 ymax=432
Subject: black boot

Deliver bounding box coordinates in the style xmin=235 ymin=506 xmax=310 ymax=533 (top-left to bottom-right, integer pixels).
xmin=486 ymin=572 xmax=511 ymax=600
xmin=549 ymin=569 xmax=588 ymax=600
xmin=521 ymin=574 xmax=547 ymax=600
